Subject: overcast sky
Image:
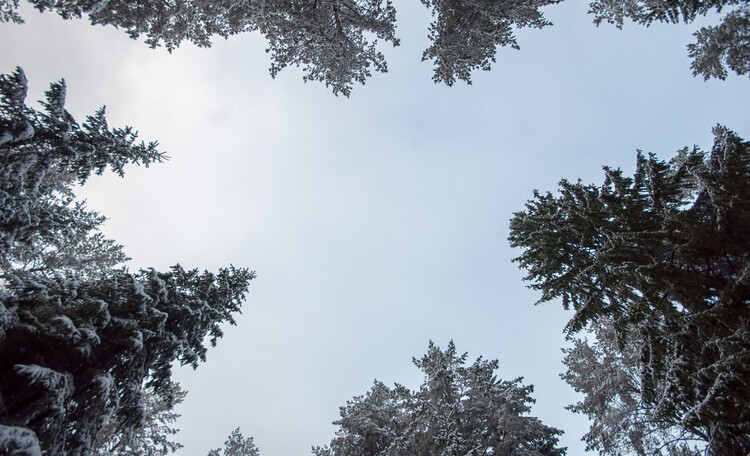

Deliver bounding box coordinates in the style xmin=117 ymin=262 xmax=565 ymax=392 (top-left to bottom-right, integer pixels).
xmin=2 ymin=1 xmax=749 ymax=455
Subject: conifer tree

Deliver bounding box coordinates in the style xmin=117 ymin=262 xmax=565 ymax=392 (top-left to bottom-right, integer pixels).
xmin=589 ymin=0 xmax=749 ymax=79
xmin=509 ymin=126 xmax=750 ymax=455
xmin=688 ymin=7 xmax=750 ymax=80
xmin=0 ymin=67 xmax=255 ymax=456
xmin=420 ymin=0 xmax=561 ymax=85
xmin=1 ymin=0 xmax=398 ymax=96
xmin=314 ymin=341 xmax=566 ymax=456
xmin=0 ymin=67 xmax=163 ymax=277
xmin=3 ymin=0 xmax=746 ymax=92
xmin=562 ymin=319 xmax=706 ymax=455
xmin=208 ymin=428 xmax=260 ymax=456
xmin=0 ymin=266 xmax=255 ymax=456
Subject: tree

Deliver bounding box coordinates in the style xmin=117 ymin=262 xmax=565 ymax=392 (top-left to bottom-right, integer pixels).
xmin=588 ymin=0 xmax=750 ymax=80
xmin=93 ymin=382 xmax=186 ymax=456
xmin=687 ymin=6 xmax=750 ymax=80
xmin=0 ymin=424 xmax=42 ymax=456
xmin=313 ymin=341 xmax=566 ymax=456
xmin=0 ymin=68 xmax=256 ymax=456
xmin=2 ymin=0 xmax=398 ymax=97
xmin=208 ymin=428 xmax=260 ymax=456
xmin=561 ymin=319 xmax=705 ymax=455
xmin=258 ymin=0 xmax=399 ymax=96
xmin=3 ymin=0 xmax=747 ymax=93
xmin=420 ymin=0 xmax=561 ymax=85
xmin=508 ymin=126 xmax=750 ymax=455
xmin=0 ymin=265 xmax=255 ymax=456
xmin=0 ymin=66 xmax=163 ymax=278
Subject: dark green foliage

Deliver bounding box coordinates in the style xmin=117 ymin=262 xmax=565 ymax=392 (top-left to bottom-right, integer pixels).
xmin=0 ymin=266 xmax=255 ymax=455
xmin=588 ymin=0 xmax=742 ymax=27
xmin=24 ymin=0 xmax=252 ymax=49
xmin=509 ymin=126 xmax=750 ymax=455
xmin=4 ymin=0 xmax=748 ymax=90
xmin=0 ymin=0 xmax=22 ymax=22
xmin=314 ymin=342 xmax=566 ymax=456
xmin=562 ymin=320 xmax=706 ymax=455
xmin=0 ymin=68 xmax=255 ymax=456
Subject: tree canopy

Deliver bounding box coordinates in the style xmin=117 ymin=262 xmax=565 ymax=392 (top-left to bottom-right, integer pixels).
xmin=3 ymin=0 xmax=399 ymax=97
xmin=589 ymin=0 xmax=750 ymax=80
xmin=420 ymin=0 xmax=560 ymax=85
xmin=0 ymin=67 xmax=255 ymax=456
xmin=314 ymin=341 xmax=566 ymax=456
xmin=4 ymin=0 xmax=743 ymax=94
xmin=509 ymin=126 xmax=750 ymax=455
xmin=562 ymin=320 xmax=706 ymax=455
xmin=208 ymin=428 xmax=260 ymax=456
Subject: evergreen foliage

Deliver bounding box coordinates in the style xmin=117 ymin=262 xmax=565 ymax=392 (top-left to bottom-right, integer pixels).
xmin=2 ymin=0 xmax=398 ymax=97
xmin=208 ymin=428 xmax=260 ymax=456
xmin=2 ymin=0 xmax=747 ymax=92
xmin=258 ymin=0 xmax=399 ymax=96
xmin=589 ymin=0 xmax=749 ymax=80
xmin=688 ymin=6 xmax=750 ymax=80
xmin=0 ymin=67 xmax=255 ymax=456
xmin=314 ymin=341 xmax=566 ymax=456
xmin=420 ymin=0 xmax=561 ymax=85
xmin=93 ymin=383 xmax=186 ymax=456
xmin=0 ymin=266 xmax=254 ymax=455
xmin=0 ymin=67 xmax=163 ymax=277
xmin=562 ymin=320 xmax=706 ymax=455
xmin=509 ymin=126 xmax=750 ymax=455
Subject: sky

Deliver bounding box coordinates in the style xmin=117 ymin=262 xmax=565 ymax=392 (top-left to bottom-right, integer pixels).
xmin=1 ymin=1 xmax=749 ymax=455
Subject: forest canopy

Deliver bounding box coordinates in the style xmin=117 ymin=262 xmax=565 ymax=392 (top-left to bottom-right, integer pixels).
xmin=1 ymin=0 xmax=746 ymax=95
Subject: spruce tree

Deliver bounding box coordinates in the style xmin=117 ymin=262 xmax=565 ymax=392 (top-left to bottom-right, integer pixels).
xmin=0 ymin=67 xmax=255 ymax=456
xmin=0 ymin=67 xmax=163 ymax=277
xmin=509 ymin=126 xmax=750 ymax=455
xmin=420 ymin=0 xmax=561 ymax=85
xmin=314 ymin=342 xmax=566 ymax=456
xmin=3 ymin=0 xmax=746 ymax=91
xmin=208 ymin=428 xmax=260 ymax=456
xmin=562 ymin=319 xmax=706 ymax=455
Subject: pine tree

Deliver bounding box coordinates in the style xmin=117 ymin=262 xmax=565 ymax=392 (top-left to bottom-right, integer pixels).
xmin=561 ymin=319 xmax=705 ymax=455
xmin=0 ymin=265 xmax=255 ymax=456
xmin=207 ymin=428 xmax=259 ymax=456
xmin=420 ymin=0 xmax=561 ymax=85
xmin=0 ymin=67 xmax=163 ymax=277
xmin=509 ymin=126 xmax=750 ymax=455
xmin=688 ymin=6 xmax=750 ymax=80
xmin=589 ymin=0 xmax=749 ymax=79
xmin=258 ymin=0 xmax=399 ymax=96
xmin=0 ymin=68 xmax=255 ymax=456
xmin=4 ymin=0 xmax=746 ymax=92
xmin=1 ymin=0 xmax=398 ymax=96
xmin=314 ymin=341 xmax=566 ymax=456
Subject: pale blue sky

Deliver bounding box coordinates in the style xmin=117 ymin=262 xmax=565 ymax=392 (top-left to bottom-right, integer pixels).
xmin=1 ymin=1 xmax=748 ymax=455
